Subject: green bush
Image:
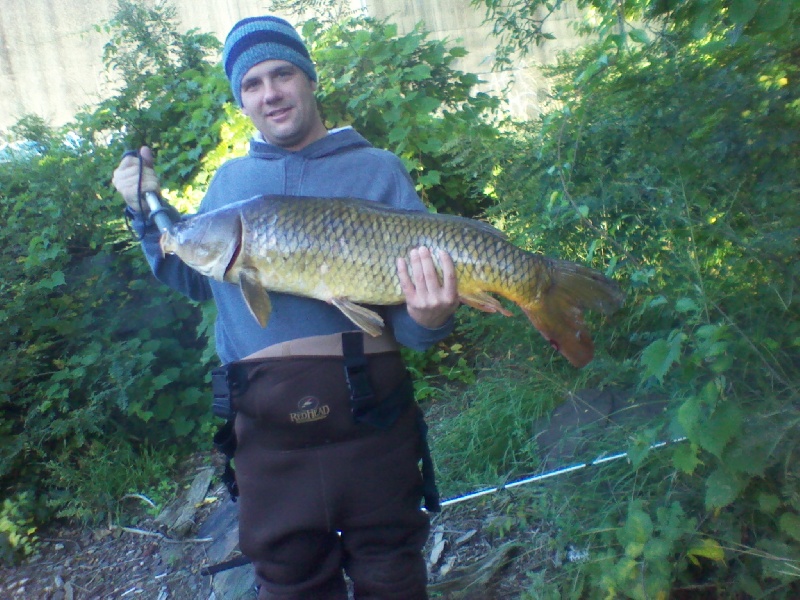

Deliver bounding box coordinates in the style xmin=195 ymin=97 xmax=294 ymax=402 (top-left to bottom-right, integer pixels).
xmin=307 ymin=14 xmax=501 ymax=215
xmin=0 ymin=1 xmax=227 ymax=559
xmin=457 ymin=6 xmax=800 ymax=595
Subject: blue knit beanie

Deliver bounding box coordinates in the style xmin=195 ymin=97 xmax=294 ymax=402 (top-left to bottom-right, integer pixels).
xmin=222 ymin=16 xmax=317 ymax=106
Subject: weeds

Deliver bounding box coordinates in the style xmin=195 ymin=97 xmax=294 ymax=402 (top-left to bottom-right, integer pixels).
xmin=43 ymin=441 xmax=180 ymax=525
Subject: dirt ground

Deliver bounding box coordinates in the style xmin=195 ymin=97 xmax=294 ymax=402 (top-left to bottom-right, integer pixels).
xmin=0 ymin=472 xmax=223 ymax=600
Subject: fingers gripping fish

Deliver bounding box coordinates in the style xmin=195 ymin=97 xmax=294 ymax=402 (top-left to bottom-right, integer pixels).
xmin=160 ymin=195 xmax=625 ymax=367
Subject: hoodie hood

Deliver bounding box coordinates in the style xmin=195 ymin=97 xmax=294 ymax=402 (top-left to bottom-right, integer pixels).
xmin=248 ymin=127 xmax=373 ymax=161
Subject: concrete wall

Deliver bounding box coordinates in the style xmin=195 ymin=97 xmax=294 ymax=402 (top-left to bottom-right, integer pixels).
xmin=0 ymin=0 xmax=585 ymax=131
xmin=364 ymin=0 xmax=585 ymax=118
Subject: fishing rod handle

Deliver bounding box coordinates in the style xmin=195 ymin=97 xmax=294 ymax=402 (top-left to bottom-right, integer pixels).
xmin=121 ymin=149 xmax=174 ymax=234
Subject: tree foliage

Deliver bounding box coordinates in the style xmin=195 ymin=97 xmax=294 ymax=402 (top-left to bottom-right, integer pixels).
xmin=0 ymin=0 xmax=229 ymax=563
xmin=307 ymin=16 xmax=500 ymax=214
xmin=473 ymin=0 xmax=799 ymax=66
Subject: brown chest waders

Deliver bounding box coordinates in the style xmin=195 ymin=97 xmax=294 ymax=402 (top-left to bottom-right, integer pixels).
xmin=203 ymin=332 xmax=439 ymax=593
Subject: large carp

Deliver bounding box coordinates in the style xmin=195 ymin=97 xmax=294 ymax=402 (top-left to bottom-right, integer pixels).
xmin=160 ymin=195 xmax=624 ymax=367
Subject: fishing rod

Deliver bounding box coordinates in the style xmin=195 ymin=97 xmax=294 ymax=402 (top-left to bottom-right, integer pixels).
xmin=439 ymin=436 xmax=687 ymax=509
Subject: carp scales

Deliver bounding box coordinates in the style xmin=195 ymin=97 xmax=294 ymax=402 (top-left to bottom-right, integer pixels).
xmin=160 ymin=195 xmax=624 ymax=367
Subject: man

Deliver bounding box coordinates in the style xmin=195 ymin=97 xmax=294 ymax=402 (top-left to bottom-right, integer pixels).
xmin=112 ymin=15 xmax=459 ymax=600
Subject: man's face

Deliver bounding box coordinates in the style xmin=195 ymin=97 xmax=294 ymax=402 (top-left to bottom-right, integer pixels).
xmin=240 ymin=59 xmax=326 ymax=151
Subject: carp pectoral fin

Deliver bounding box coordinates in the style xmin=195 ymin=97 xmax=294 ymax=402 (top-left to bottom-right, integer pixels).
xmin=460 ymin=291 xmax=513 ymax=317
xmin=239 ymin=270 xmax=272 ymax=328
xmin=330 ymin=298 xmax=384 ymax=337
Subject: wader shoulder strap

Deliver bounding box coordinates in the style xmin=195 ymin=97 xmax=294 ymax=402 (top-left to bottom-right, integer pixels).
xmin=203 ymin=365 xmax=250 ymax=576
xmin=342 ymin=332 xmax=440 ymax=510
xmin=211 ymin=365 xmax=245 ymax=502
xmin=342 ymin=332 xmax=376 ymax=420
xmin=416 ymin=409 xmax=441 ymax=512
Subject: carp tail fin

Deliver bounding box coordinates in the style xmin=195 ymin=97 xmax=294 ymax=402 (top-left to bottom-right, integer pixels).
xmin=521 ymin=260 xmax=624 ymax=368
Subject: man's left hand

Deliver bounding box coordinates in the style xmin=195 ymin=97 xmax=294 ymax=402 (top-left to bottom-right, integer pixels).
xmin=397 ymin=247 xmax=460 ymax=329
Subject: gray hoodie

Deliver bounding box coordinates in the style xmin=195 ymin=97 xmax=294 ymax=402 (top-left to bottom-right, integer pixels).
xmin=133 ymin=127 xmax=453 ymax=363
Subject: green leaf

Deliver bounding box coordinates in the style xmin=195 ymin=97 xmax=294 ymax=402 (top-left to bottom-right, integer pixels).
xmin=696 ymin=401 xmax=742 ymax=459
xmin=388 ymin=126 xmax=411 ymax=145
xmin=39 ymin=271 xmax=66 ymax=290
xmin=705 ymin=467 xmax=747 ymax=509
xmin=172 ymin=416 xmax=194 ymax=436
xmin=407 ymin=64 xmax=432 ymax=81
xmin=640 ymin=333 xmax=685 ymax=383
xmin=673 ymin=442 xmax=701 ymax=474
xmin=724 ymin=434 xmax=772 ymax=477
xmin=628 ymin=28 xmax=650 ymax=44
xmin=675 ymin=297 xmax=699 ymax=313
xmin=417 ymin=96 xmax=443 ymax=114
xmin=152 ymin=397 xmax=174 ymax=421
xmin=614 ymin=556 xmax=638 ymax=585
xmin=709 ymin=353 xmax=734 ymax=374
xmin=687 ymin=538 xmax=725 ymax=566
xmin=737 ymin=572 xmax=765 ymax=597
xmin=627 ymin=428 xmax=658 ymax=468
xmin=618 ymin=505 xmax=653 ymax=559
xmin=690 ymin=2 xmax=716 ymax=38
xmin=753 ymin=0 xmax=792 ymax=32
xmin=643 ymin=537 xmax=671 ymax=561
xmin=778 ymin=512 xmax=800 ymax=542
xmin=758 ymin=493 xmax=782 ymax=515
xmin=418 ymin=170 xmax=442 ymax=187
xmin=151 ymin=373 xmax=173 ymax=391
xmin=729 ymin=0 xmax=760 ymax=25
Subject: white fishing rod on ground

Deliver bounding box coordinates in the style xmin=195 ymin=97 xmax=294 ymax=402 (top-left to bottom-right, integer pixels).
xmin=439 ymin=436 xmax=688 ymax=509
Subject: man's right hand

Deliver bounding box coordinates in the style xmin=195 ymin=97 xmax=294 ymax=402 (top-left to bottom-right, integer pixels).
xmin=112 ymin=146 xmax=161 ymax=216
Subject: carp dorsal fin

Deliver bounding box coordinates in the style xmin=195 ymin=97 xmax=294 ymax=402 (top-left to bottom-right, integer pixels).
xmin=330 ymin=298 xmax=385 ymax=337
xmin=239 ymin=269 xmax=272 ymax=328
